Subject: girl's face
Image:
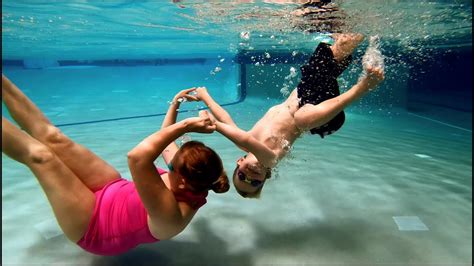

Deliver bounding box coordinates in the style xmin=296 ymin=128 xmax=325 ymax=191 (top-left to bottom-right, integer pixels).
xmin=233 ymin=154 xmax=267 ymax=194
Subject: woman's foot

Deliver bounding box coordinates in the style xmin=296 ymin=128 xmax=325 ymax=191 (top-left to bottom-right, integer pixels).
xmin=330 ymin=33 xmax=364 ymax=62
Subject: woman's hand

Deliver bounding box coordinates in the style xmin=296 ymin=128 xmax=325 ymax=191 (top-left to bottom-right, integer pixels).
xmin=184 ymin=110 xmax=216 ymax=133
xmin=173 ymin=88 xmax=199 ymax=104
xmin=203 ymin=110 xmax=217 ymax=124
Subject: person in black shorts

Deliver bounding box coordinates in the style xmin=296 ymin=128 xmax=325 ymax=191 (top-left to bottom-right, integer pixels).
xmin=193 ymin=33 xmax=385 ymax=198
xmin=297 ymin=40 xmax=352 ymax=137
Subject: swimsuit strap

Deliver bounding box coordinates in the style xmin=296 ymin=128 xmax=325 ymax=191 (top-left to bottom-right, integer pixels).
xmin=155 ymin=167 xmax=208 ymax=210
xmin=156 ymin=167 xmax=168 ymax=176
xmin=173 ymin=189 xmax=208 ymax=210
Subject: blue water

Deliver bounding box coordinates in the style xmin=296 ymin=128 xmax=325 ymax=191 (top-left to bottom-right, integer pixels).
xmin=2 ymin=1 xmax=472 ymax=265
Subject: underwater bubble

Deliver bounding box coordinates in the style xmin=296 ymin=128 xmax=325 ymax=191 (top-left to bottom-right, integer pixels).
xmin=280 ymin=84 xmax=290 ymax=97
xmin=415 ymin=154 xmax=432 ymax=159
xmin=179 ymin=134 xmax=192 ymax=144
xmin=240 ymin=31 xmax=250 ymax=40
xmin=287 ymin=67 xmax=297 ymax=78
xmin=279 ymin=138 xmax=291 ymax=151
xmin=362 ymin=35 xmax=385 ymax=72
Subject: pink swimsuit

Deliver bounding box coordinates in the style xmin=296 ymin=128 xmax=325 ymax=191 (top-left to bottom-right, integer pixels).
xmin=77 ymin=168 xmax=208 ymax=256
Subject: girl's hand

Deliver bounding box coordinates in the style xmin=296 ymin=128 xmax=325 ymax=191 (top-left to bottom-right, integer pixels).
xmin=194 ymin=87 xmax=209 ymax=101
xmin=173 ymin=88 xmax=199 ymax=104
xmin=203 ymin=110 xmax=217 ymax=124
xmin=184 ymin=111 xmax=216 ymax=133
xmin=362 ymin=66 xmax=385 ymax=91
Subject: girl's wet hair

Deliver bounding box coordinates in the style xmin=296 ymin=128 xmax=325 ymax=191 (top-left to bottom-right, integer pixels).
xmin=173 ymin=141 xmax=229 ymax=193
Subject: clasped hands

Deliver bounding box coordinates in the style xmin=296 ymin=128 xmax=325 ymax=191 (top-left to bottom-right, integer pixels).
xmin=174 ymin=87 xmax=216 ymax=134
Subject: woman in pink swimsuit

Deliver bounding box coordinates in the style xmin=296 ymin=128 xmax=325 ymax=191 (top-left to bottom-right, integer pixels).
xmin=2 ymin=75 xmax=229 ymax=256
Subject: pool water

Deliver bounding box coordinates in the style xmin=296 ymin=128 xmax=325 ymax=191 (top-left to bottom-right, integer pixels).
xmin=2 ymin=0 xmax=472 ymax=265
xmin=2 ymin=64 xmax=471 ymax=265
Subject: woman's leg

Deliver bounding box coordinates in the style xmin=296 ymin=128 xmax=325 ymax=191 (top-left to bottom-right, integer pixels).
xmin=2 ymin=117 xmax=95 ymax=242
xmin=294 ymin=66 xmax=384 ymax=131
xmin=2 ymin=75 xmax=120 ymax=191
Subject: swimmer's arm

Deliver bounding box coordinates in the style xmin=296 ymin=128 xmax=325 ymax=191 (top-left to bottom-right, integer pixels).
xmin=128 ymin=116 xmax=213 ymax=230
xmin=215 ymin=121 xmax=277 ymax=167
xmin=196 ymin=87 xmax=237 ymax=127
xmin=128 ymin=121 xmax=191 ymax=228
xmin=161 ymin=101 xmax=181 ymax=164
xmin=161 ymin=88 xmax=199 ymax=164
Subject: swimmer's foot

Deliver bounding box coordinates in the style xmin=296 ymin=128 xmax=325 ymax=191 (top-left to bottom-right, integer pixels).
xmin=358 ymin=66 xmax=385 ymax=92
xmin=330 ymin=33 xmax=364 ymax=62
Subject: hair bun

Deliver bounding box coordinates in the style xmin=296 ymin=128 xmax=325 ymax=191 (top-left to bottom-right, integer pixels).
xmin=211 ymin=173 xmax=230 ymax=194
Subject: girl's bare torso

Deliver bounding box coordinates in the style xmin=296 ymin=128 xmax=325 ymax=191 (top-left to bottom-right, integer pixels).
xmin=248 ymin=89 xmax=303 ymax=160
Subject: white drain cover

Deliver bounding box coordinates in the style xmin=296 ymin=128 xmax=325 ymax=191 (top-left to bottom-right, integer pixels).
xmin=393 ymin=216 xmax=429 ymax=231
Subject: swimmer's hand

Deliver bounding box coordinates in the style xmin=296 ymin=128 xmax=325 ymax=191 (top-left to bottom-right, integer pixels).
xmin=184 ymin=111 xmax=216 ymax=133
xmin=200 ymin=110 xmax=216 ymax=124
xmin=362 ymin=66 xmax=384 ymax=91
xmin=173 ymin=88 xmax=199 ymax=104
xmin=194 ymin=87 xmax=209 ymax=101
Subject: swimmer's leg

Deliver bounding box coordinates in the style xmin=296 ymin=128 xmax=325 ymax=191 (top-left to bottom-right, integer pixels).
xmin=2 ymin=75 xmax=120 ymax=191
xmin=330 ymin=33 xmax=364 ymax=62
xmin=2 ymin=117 xmax=95 ymax=242
xmin=294 ymin=66 xmax=384 ymax=132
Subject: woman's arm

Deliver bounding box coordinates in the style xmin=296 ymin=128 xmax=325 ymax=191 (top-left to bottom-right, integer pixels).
xmin=161 ymin=88 xmax=199 ymax=164
xmin=127 ymin=114 xmax=215 ymax=227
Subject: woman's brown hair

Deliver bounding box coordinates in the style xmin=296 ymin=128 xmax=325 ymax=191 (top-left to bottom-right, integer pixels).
xmin=173 ymin=141 xmax=229 ymax=193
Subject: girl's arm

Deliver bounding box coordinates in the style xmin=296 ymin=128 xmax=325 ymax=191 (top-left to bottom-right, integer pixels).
xmin=127 ymin=115 xmax=215 ymax=228
xmin=214 ymin=119 xmax=277 ymax=167
xmin=195 ymin=87 xmax=237 ymax=127
xmin=161 ymin=88 xmax=199 ymax=164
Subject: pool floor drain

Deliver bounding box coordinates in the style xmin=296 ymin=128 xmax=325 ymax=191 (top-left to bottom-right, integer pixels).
xmin=393 ymin=216 xmax=429 ymax=231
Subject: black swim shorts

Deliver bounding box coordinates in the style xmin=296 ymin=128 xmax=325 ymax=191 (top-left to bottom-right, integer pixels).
xmin=297 ymin=42 xmax=352 ymax=138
